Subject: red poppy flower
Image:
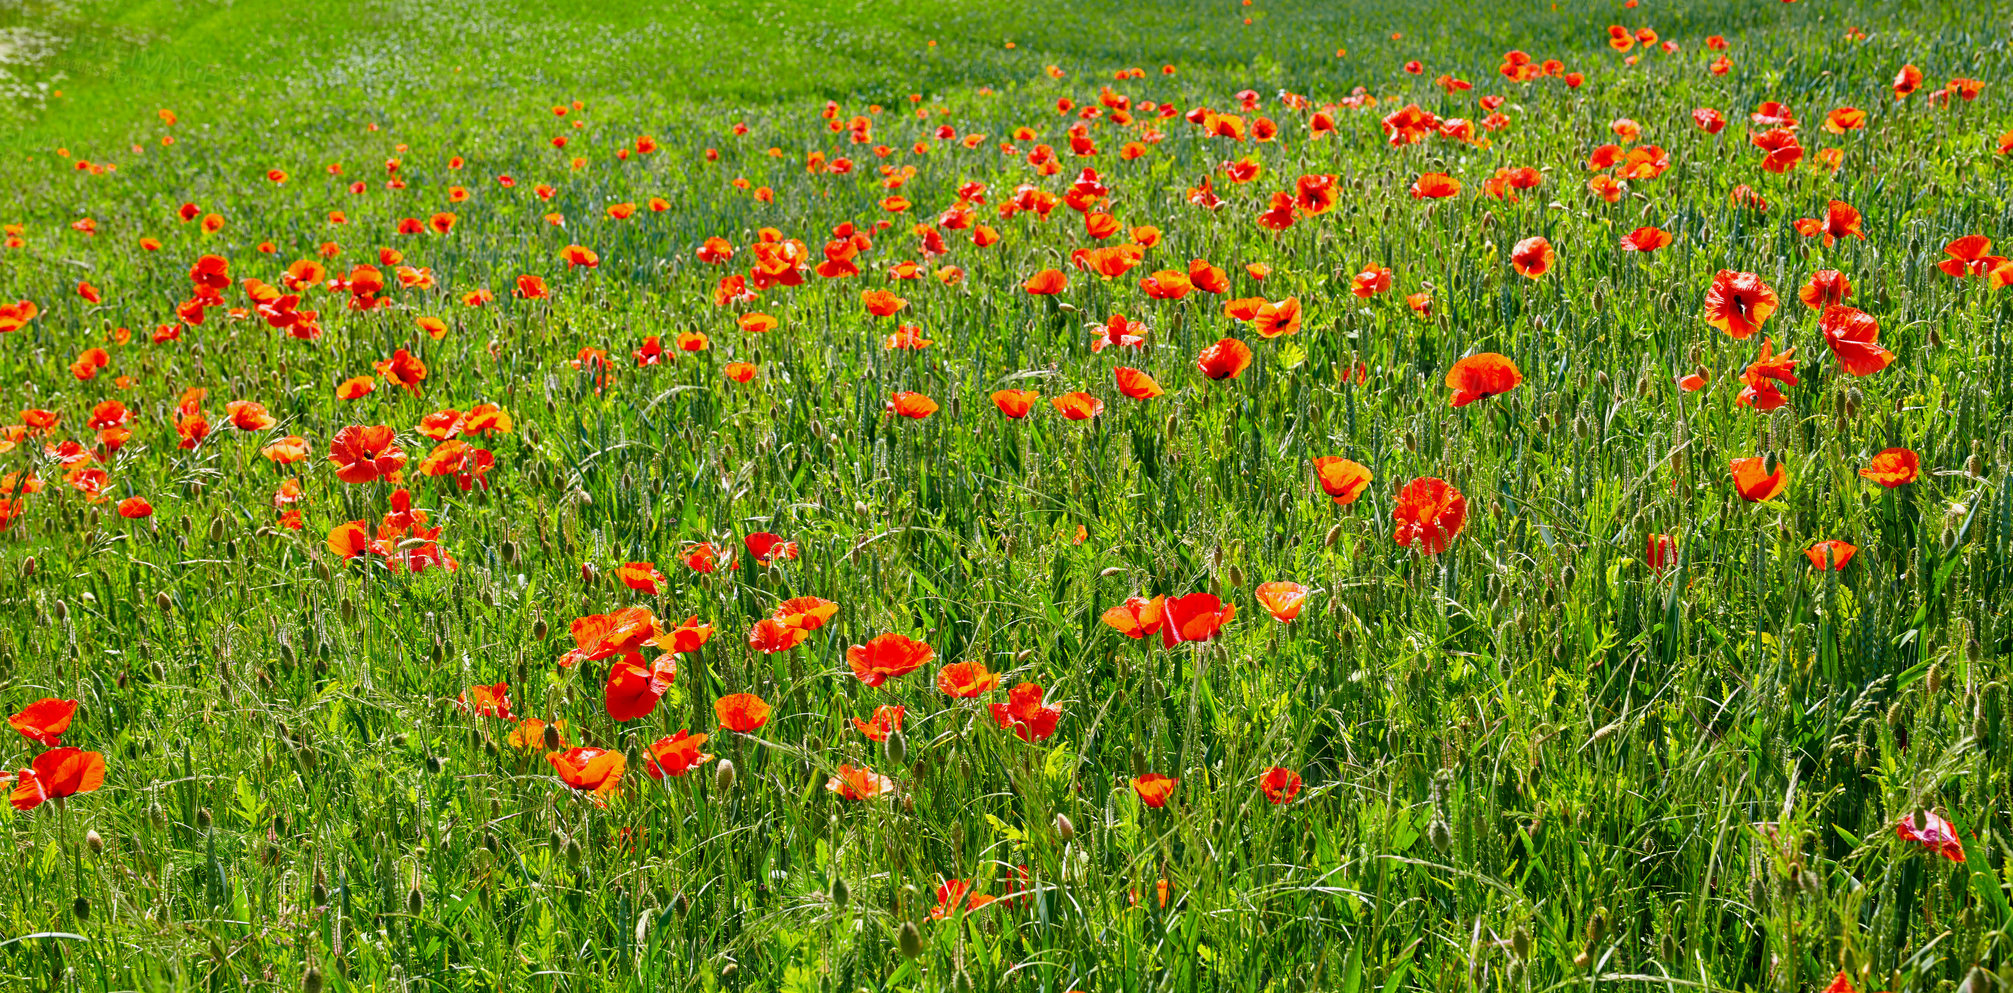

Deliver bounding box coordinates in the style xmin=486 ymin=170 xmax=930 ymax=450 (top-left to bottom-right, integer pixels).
xmin=1050 ymin=392 xmax=1104 ymax=420
xmin=1620 ymin=227 xmax=1672 ymax=253
xmin=1509 ymin=237 xmax=1553 ymax=278
xmin=1702 ymin=270 xmax=1780 ymax=339
xmin=1799 ymin=270 xmax=1853 ymax=309
xmin=978 ymin=681 xmax=1059 ymax=743
xmin=604 ymin=650 xmax=679 ymax=721
xmin=1806 ymin=540 xmax=1857 ymax=572
xmin=560 ymin=244 xmax=599 ymax=268
xmin=1859 ymin=448 xmax=1919 ymax=487
xmin=1196 ymin=338 xmax=1253 ymax=380
xmin=853 ymin=704 xmax=906 ymax=742
xmin=1819 ymin=306 xmax=1895 ymax=376
xmin=1259 ymin=766 xmax=1302 ymax=804
xmin=1100 ymin=595 xmax=1166 ymax=639
xmin=1896 ymin=810 xmax=1964 ymax=862
xmin=1445 ymin=353 xmax=1522 ymax=406
xmin=1409 ymin=172 xmax=1460 ymax=198
xmin=327 ymin=426 xmax=406 ymax=484
xmin=615 ymin=561 xmax=667 ymax=595
xmin=1254 ymin=581 xmax=1309 ymax=622
xmin=1160 ymin=592 xmax=1235 ymax=648
xmin=743 ymin=532 xmax=798 ymax=565
xmin=1893 ymin=64 xmax=1923 ymax=99
xmin=1023 ymin=269 xmax=1068 ymax=295
xmin=1735 ymin=337 xmax=1797 ymax=411
xmin=827 ymin=764 xmax=895 ymax=800
xmin=559 ymin=607 xmax=665 ymax=668
xmin=1253 ymin=297 xmax=1302 ymax=338
xmin=848 ymin=633 xmax=935 ymax=687
xmin=1392 ymin=477 xmax=1467 ymax=555
xmin=548 ymin=747 xmax=624 ymax=800
xmin=748 ymin=617 xmax=810 ymax=654
xmin=1131 ymin=773 xmax=1177 ymax=807
xmin=8 ymin=698 xmax=77 ymax=746
xmin=1113 ymin=367 xmax=1163 ymax=400
xmin=714 ymin=692 xmax=772 ymax=732
xmin=886 ymin=392 xmax=938 ymax=419
xmin=1312 ymin=456 xmax=1372 ymax=505
xmin=991 ymin=389 xmax=1039 ymax=418
xmin=1730 ymin=457 xmax=1788 ymax=502
xmin=936 ymin=660 xmax=1002 ymax=698
xmin=860 ymin=289 xmax=907 ymax=317
xmin=1938 ymin=235 xmax=2002 ymax=277
xmin=1645 ymin=534 xmax=1678 ymax=572
xmin=644 ymin=730 xmax=712 ymax=779
xmin=9 ymin=747 xmax=106 ymax=811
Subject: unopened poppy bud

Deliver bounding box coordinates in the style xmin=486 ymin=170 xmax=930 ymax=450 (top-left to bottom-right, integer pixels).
xmin=950 ymin=821 xmax=966 ymax=852
xmin=580 ymin=563 xmax=598 ymax=587
xmin=197 ymin=808 xmax=212 ymax=830
xmin=884 ymin=730 xmax=907 ymax=767
xmin=854 ymin=500 xmax=870 ymax=517
xmin=1428 ymin=817 xmax=1452 ymax=853
xmin=1323 ymin=523 xmax=1345 ymax=548
xmin=407 ymin=886 xmax=425 ymax=915
xmin=897 ymin=920 xmax=924 ymax=959
xmin=73 ymin=896 xmax=89 ymax=920
xmin=424 ymin=754 xmax=442 ymax=774
xmin=155 ymin=590 xmax=172 ymax=612
xmin=51 ymin=599 xmax=68 ymax=622
xmin=542 ymin=723 xmax=561 ymax=751
xmin=533 ymin=618 xmax=549 ymax=640
xmin=312 ymin=876 xmax=328 ymax=907
xmin=304 ymin=966 xmax=324 ymax=993
xmin=85 ymin=830 xmax=103 ymax=854
xmin=714 ymin=758 xmax=737 ymax=793
xmin=341 ymin=598 xmax=356 ymax=623
xmin=829 ymin=876 xmax=850 ymax=907
xmin=20 ymin=555 xmax=36 ymax=577
xmin=1129 ymin=748 xmax=1149 ymax=778
xmin=1098 ymin=566 xmax=1126 ymax=578
xmin=1053 ymin=813 xmax=1075 ymax=841
xmin=1512 ymin=926 xmax=1532 ymax=961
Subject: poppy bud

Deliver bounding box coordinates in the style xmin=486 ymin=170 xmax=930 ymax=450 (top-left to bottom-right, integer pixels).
xmin=533 ymin=618 xmax=549 ymax=640
xmin=197 ymin=808 xmax=212 ymax=830
xmin=580 ymin=563 xmax=598 ymax=587
xmin=854 ymin=500 xmax=870 ymax=518
xmin=424 ymin=754 xmax=442 ymax=774
xmin=1098 ymin=566 xmax=1125 ymax=578
xmin=312 ymin=875 xmax=328 ymax=907
xmin=885 ymin=730 xmax=907 ymax=767
xmin=565 ymin=836 xmax=582 ymax=867
xmin=20 ymin=555 xmax=36 ymax=577
xmin=1927 ymin=662 xmax=1944 ymax=696
xmin=1053 ymin=813 xmax=1075 ymax=841
xmin=1968 ymin=453 xmax=1984 ymax=478
xmin=1511 ymin=925 xmax=1532 ymax=961
xmin=407 ymin=886 xmax=425 ymax=915
xmin=304 ymin=965 xmax=324 ymax=993
xmin=146 ymin=802 xmax=166 ymax=829
xmin=714 ymin=758 xmax=737 ymax=793
xmin=1129 ymin=748 xmax=1148 ymax=778
xmin=1014 ymin=648 xmax=1034 ymax=665
xmin=950 ymin=821 xmax=966 ymax=852
xmin=341 ymin=598 xmax=356 ymax=623
xmin=829 ymin=876 xmax=850 ymax=907
xmin=542 ymin=723 xmax=561 ymax=751
xmin=1428 ymin=817 xmax=1452 ymax=853
xmin=897 ymin=920 xmax=924 ymax=959
xmin=53 ymin=599 xmax=67 ymax=622
xmin=85 ymin=830 xmax=103 ymax=854
xmin=73 ymin=896 xmax=89 ymax=921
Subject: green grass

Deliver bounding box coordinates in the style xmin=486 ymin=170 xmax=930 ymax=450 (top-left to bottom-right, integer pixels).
xmin=0 ymin=0 xmax=2008 ymax=991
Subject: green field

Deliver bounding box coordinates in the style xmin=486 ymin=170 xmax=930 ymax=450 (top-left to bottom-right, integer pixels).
xmin=0 ymin=0 xmax=2009 ymax=990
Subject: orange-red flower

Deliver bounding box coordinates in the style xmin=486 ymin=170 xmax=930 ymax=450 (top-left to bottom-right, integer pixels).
xmin=1197 ymin=338 xmax=1253 ymax=380
xmin=1023 ymin=269 xmax=1068 ymax=295
xmin=9 ymin=747 xmax=105 ymax=811
xmin=547 ymin=747 xmax=624 ymax=800
xmin=714 ymin=692 xmax=772 ymax=732
xmin=936 ymin=660 xmax=1002 ymax=698
xmin=989 ymin=682 xmax=1061 ymax=742
xmin=991 ymin=389 xmax=1039 ymax=418
xmin=1410 ymin=172 xmax=1460 ymax=199
xmin=748 ymin=617 xmax=810 ymax=654
xmin=1937 ymin=236 xmax=2002 ymax=277
xmin=1254 ymin=581 xmax=1309 ymax=622
xmin=827 ymin=763 xmax=895 ymax=800
xmin=1313 ymin=456 xmax=1372 ymax=505
xmin=1259 ymin=766 xmax=1302 ymax=804
xmin=644 ymin=730 xmax=712 ymax=778
xmin=1051 ymin=392 xmax=1103 ymax=420
xmin=559 ymin=607 xmax=665 ymax=668
xmin=743 ymin=532 xmax=798 ymax=565
xmin=853 ymin=704 xmax=905 ymax=742
xmin=886 ymin=391 xmax=938 ymax=419
xmin=8 ymin=698 xmax=77 ymax=746
xmin=457 ymin=682 xmax=512 ymax=720
xmin=1131 ymin=773 xmax=1177 ymax=808
xmin=1619 ymin=227 xmax=1671 ymax=253
xmin=616 ymin=561 xmax=667 ymax=594
xmin=327 ymin=426 xmax=406 ymax=484
xmin=1113 ymin=367 xmax=1163 ymax=400
xmin=1702 ymin=270 xmax=1779 ymax=339
xmin=1509 ymin=237 xmax=1553 ymax=278
xmin=1392 ymin=477 xmax=1466 ymax=555
xmin=849 ymin=633 xmax=936 ymax=687
xmin=1730 ymin=457 xmax=1788 ymax=502
xmin=1806 ymin=540 xmax=1857 ymax=572
xmin=1800 ymin=270 xmax=1853 ymax=309
xmin=1445 ymin=353 xmax=1521 ymax=406
xmin=1819 ymin=306 xmax=1895 ymax=376
xmin=773 ymin=596 xmax=838 ymax=631
xmin=1100 ymin=595 xmax=1166 ymax=639
xmin=1252 ymin=297 xmax=1302 ymax=338
xmin=1896 ymin=810 xmax=1964 ymax=862
xmin=1161 ymin=592 xmax=1235 ymax=648
xmin=1859 ymin=448 xmax=1919 ymax=487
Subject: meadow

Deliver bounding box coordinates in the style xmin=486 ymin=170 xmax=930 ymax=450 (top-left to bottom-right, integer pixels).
xmin=0 ymin=0 xmax=2009 ymax=990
